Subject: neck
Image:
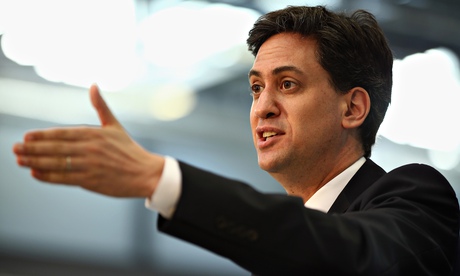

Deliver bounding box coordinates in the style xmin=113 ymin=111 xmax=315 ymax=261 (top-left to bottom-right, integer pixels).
xmin=271 ymin=149 xmax=364 ymax=203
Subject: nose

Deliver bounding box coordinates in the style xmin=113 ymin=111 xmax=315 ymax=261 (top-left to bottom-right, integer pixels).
xmin=253 ymin=90 xmax=280 ymax=119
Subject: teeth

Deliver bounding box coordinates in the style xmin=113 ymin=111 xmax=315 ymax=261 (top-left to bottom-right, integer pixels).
xmin=263 ymin=131 xmax=277 ymax=138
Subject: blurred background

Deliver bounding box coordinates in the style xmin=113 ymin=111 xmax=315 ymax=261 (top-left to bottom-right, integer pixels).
xmin=1 ymin=0 xmax=459 ymax=275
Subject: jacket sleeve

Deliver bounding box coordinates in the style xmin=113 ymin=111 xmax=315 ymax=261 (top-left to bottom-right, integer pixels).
xmin=158 ymin=161 xmax=460 ymax=276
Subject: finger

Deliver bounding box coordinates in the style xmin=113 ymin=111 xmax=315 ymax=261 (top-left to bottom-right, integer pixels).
xmin=21 ymin=127 xmax=95 ymax=142
xmin=31 ymin=169 xmax=136 ymax=197
xmin=89 ymin=84 xmax=122 ymax=128
xmin=31 ymin=169 xmax=84 ymax=186
xmin=17 ymin=155 xmax=81 ymax=171
xmin=13 ymin=140 xmax=78 ymax=156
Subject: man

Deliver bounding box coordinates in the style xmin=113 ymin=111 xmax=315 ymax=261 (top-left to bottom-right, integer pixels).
xmin=12 ymin=5 xmax=459 ymax=275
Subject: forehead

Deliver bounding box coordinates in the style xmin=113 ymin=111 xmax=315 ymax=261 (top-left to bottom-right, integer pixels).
xmin=250 ymin=33 xmax=320 ymax=74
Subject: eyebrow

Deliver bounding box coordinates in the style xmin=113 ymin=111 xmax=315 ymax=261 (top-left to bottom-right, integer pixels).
xmin=248 ymin=65 xmax=304 ymax=78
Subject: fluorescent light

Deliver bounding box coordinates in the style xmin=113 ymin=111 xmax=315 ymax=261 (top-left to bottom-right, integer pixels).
xmin=379 ymin=48 xmax=460 ymax=154
xmin=148 ymin=83 xmax=197 ymax=121
xmin=0 ymin=77 xmax=196 ymax=124
xmin=428 ymin=148 xmax=460 ymax=171
xmin=138 ymin=2 xmax=259 ymax=69
xmin=1 ymin=0 xmax=140 ymax=91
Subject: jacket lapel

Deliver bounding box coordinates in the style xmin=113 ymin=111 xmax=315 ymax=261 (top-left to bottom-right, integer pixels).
xmin=328 ymin=158 xmax=386 ymax=214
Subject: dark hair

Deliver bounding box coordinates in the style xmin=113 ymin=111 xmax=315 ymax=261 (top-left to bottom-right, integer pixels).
xmin=247 ymin=6 xmax=393 ymax=158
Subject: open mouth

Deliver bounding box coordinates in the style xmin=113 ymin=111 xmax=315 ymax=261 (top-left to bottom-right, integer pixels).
xmin=262 ymin=131 xmax=278 ymax=141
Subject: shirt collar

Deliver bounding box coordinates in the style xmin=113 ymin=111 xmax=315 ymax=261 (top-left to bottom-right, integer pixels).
xmin=304 ymin=157 xmax=366 ymax=213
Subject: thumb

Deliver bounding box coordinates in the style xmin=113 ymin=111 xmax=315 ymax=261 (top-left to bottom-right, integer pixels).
xmin=89 ymin=84 xmax=121 ymax=128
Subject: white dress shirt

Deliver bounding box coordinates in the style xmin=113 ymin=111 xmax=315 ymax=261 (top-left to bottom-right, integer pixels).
xmin=304 ymin=157 xmax=366 ymax=212
xmin=145 ymin=156 xmax=366 ymax=218
xmin=145 ymin=156 xmax=182 ymax=219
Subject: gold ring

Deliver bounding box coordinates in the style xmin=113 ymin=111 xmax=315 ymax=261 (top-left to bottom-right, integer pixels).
xmin=66 ymin=156 xmax=72 ymax=171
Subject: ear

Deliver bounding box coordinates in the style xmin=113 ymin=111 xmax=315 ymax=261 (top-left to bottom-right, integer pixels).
xmin=342 ymin=87 xmax=370 ymax=129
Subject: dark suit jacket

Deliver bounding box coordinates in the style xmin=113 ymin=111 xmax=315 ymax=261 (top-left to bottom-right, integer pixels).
xmin=158 ymin=159 xmax=460 ymax=275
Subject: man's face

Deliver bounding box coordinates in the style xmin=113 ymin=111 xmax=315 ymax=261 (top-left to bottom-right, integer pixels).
xmin=249 ymin=33 xmax=347 ymax=176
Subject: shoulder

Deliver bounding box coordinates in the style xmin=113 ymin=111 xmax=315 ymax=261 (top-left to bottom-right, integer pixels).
xmin=387 ymin=163 xmax=448 ymax=179
xmin=334 ymin=159 xmax=457 ymax=213
xmin=358 ymin=160 xmax=453 ymax=193
xmin=382 ymin=163 xmax=454 ymax=193
xmin=352 ymin=162 xmax=459 ymax=222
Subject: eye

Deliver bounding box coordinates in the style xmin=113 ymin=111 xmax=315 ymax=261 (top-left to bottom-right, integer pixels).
xmin=282 ymin=80 xmax=295 ymax=90
xmin=250 ymin=84 xmax=263 ymax=95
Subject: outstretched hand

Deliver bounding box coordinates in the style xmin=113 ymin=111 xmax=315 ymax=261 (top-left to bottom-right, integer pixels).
xmin=12 ymin=84 xmax=165 ymax=198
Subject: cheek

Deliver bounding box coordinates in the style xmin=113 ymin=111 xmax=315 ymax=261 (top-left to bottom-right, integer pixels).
xmin=310 ymin=99 xmax=344 ymax=135
xmin=249 ymin=104 xmax=257 ymax=126
xmin=249 ymin=107 xmax=257 ymax=139
xmin=291 ymin=99 xmax=336 ymax=134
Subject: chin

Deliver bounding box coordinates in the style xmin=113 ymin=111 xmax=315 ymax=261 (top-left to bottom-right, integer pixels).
xmin=257 ymin=159 xmax=278 ymax=173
